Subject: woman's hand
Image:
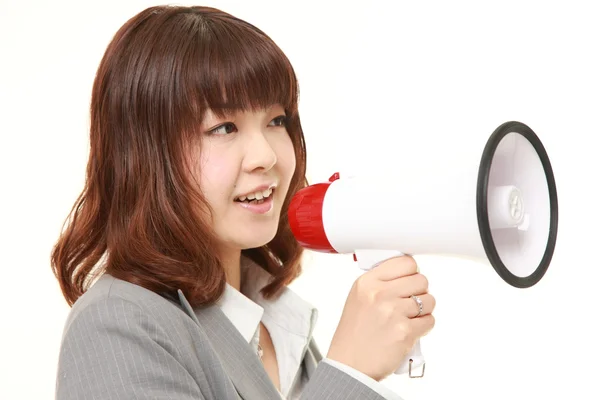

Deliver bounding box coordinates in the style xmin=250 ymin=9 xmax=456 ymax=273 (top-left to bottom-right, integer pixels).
xmin=326 ymin=255 xmax=435 ymax=381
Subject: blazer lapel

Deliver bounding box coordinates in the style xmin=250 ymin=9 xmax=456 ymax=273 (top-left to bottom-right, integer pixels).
xmin=303 ymin=337 xmax=323 ymax=379
xmin=177 ymin=290 xmax=282 ymax=400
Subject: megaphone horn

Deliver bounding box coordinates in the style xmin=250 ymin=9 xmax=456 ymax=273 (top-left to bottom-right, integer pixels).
xmin=288 ymin=120 xmax=558 ymax=378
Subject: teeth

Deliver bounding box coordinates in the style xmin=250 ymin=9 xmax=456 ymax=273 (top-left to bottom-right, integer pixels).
xmin=237 ymin=187 xmax=273 ymax=202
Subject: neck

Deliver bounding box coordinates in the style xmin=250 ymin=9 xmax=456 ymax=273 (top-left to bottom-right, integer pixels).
xmin=222 ymin=249 xmax=242 ymax=291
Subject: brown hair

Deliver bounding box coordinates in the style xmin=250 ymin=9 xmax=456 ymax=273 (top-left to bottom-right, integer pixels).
xmin=50 ymin=5 xmax=307 ymax=308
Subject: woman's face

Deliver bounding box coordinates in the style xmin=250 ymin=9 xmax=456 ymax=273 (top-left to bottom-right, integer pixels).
xmin=194 ymin=104 xmax=296 ymax=253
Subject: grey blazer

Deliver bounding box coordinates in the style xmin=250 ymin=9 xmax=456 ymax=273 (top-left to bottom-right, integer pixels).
xmin=55 ymin=274 xmax=386 ymax=399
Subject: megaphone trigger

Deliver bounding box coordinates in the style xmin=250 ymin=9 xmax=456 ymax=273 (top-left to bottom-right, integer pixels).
xmin=409 ymin=358 xmax=426 ymax=378
xmin=354 ymin=249 xmax=406 ymax=271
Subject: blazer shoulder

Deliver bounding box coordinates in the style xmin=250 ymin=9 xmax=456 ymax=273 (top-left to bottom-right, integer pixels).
xmin=56 ymin=275 xmax=213 ymax=400
xmin=63 ymin=274 xmax=190 ymax=333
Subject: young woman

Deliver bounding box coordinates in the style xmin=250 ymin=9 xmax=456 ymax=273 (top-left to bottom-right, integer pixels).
xmin=51 ymin=5 xmax=435 ymax=400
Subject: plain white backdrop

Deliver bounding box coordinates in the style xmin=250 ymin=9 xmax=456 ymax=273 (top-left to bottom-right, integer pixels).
xmin=1 ymin=0 xmax=598 ymax=399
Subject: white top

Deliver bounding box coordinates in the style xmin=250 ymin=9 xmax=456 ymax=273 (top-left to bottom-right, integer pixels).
xmin=215 ymin=257 xmax=404 ymax=400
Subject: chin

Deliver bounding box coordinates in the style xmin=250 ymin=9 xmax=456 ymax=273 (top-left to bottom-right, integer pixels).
xmin=238 ymin=224 xmax=279 ymax=250
xmin=243 ymin=232 xmax=278 ymax=249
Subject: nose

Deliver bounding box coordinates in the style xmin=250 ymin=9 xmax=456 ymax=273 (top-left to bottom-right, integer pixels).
xmin=243 ymin=130 xmax=278 ymax=172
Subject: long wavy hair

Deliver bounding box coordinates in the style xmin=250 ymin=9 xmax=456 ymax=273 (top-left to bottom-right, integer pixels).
xmin=50 ymin=5 xmax=308 ymax=308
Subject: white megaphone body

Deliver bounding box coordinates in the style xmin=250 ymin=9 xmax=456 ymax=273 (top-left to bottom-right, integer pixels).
xmin=288 ymin=121 xmax=558 ymax=378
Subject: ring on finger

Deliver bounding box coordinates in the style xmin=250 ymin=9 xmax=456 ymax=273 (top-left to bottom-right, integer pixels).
xmin=410 ymin=295 xmax=423 ymax=318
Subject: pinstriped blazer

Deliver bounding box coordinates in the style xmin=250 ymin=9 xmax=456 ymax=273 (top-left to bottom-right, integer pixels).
xmin=55 ymin=274 xmax=387 ymax=399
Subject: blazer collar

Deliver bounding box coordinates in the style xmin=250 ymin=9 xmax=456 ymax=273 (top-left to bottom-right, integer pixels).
xmin=177 ymin=289 xmax=284 ymax=400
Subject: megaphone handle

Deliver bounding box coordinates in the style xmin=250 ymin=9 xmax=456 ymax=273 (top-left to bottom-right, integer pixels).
xmin=354 ymin=249 xmax=426 ymax=378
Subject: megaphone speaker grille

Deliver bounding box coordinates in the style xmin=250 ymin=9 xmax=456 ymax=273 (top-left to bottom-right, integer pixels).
xmin=477 ymin=121 xmax=558 ymax=288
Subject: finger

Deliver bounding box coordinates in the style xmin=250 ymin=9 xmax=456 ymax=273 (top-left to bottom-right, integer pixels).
xmin=371 ymin=255 xmax=418 ymax=281
xmin=409 ymin=314 xmax=435 ymax=337
xmin=382 ymin=273 xmax=429 ymax=298
xmin=400 ymin=293 xmax=436 ymax=318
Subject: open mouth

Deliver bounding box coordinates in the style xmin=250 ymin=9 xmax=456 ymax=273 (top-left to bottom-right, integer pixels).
xmin=234 ymin=187 xmax=275 ymax=205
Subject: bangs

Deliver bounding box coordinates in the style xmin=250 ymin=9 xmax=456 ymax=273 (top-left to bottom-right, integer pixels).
xmin=189 ymin=18 xmax=299 ymax=117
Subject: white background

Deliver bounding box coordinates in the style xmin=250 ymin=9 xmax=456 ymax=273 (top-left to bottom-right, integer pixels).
xmin=1 ymin=0 xmax=599 ymax=399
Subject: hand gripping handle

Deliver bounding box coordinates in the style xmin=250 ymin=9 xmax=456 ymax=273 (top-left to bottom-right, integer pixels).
xmin=354 ymin=249 xmax=426 ymax=378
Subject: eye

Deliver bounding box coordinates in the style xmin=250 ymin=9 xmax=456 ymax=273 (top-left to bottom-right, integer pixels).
xmin=210 ymin=122 xmax=237 ymax=135
xmin=268 ymin=115 xmax=288 ymax=128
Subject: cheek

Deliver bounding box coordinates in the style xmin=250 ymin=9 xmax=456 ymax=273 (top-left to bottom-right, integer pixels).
xmin=203 ymin=162 xmax=234 ymax=184
xmin=198 ymin=152 xmax=239 ymax=206
xmin=276 ymin=135 xmax=297 ymax=177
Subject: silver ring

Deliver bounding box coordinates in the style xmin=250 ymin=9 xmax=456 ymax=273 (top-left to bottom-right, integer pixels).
xmin=411 ymin=295 xmax=423 ymax=318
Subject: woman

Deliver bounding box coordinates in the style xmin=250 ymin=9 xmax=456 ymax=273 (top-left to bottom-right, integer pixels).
xmin=51 ymin=5 xmax=435 ymax=400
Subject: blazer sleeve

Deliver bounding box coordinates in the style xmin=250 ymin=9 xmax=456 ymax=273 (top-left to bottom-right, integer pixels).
xmin=300 ymin=361 xmax=403 ymax=400
xmin=55 ymin=296 xmax=205 ymax=400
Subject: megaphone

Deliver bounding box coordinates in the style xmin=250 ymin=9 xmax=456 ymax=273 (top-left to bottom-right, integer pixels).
xmin=288 ymin=121 xmax=558 ymax=378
